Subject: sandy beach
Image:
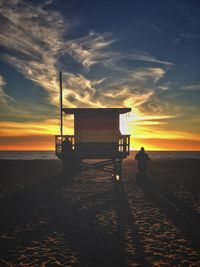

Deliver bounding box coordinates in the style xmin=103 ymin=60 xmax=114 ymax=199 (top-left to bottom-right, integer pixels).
xmin=0 ymin=158 xmax=200 ymax=266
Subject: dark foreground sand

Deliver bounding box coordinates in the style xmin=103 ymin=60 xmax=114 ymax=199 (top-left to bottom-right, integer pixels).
xmin=0 ymin=159 xmax=200 ymax=266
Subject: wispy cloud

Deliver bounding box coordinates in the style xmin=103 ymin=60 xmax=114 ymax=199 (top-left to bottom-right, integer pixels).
xmin=0 ymin=73 xmax=55 ymax=121
xmin=129 ymin=52 xmax=173 ymax=66
xmin=172 ymin=32 xmax=200 ymax=44
xmin=0 ymin=0 xmax=179 ymax=142
xmin=149 ymin=24 xmax=161 ymax=32
xmin=0 ymin=0 xmax=65 ymax=104
xmin=0 ymin=0 xmax=119 ymax=109
xmin=0 ymin=0 xmax=199 ymax=150
xmin=182 ymin=84 xmax=200 ymax=91
xmin=180 ymin=32 xmax=200 ymax=40
xmin=191 ymin=18 xmax=200 ymax=26
xmin=0 ymin=118 xmax=63 ymax=136
xmin=66 ymin=31 xmax=118 ymax=69
xmin=0 ymin=75 xmax=16 ymax=110
xmin=158 ymin=85 xmax=169 ymax=91
xmin=131 ymin=68 xmax=165 ymax=82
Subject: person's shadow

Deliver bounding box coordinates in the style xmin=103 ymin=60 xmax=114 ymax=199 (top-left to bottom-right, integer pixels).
xmin=113 ymin=181 xmax=152 ymax=266
xmin=139 ymin=178 xmax=200 ymax=251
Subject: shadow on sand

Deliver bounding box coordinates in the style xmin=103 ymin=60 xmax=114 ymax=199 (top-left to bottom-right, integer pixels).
xmin=0 ymin=169 xmax=152 ymax=267
xmin=113 ymin=181 xmax=151 ymax=266
xmin=139 ymin=178 xmax=200 ymax=251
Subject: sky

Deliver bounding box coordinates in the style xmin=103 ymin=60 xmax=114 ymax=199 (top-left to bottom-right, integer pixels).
xmin=0 ymin=0 xmax=200 ymax=150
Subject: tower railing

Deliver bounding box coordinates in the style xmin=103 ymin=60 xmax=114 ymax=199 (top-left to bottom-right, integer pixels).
xmin=55 ymin=134 xmax=130 ymax=158
xmin=55 ymin=135 xmax=75 ymax=157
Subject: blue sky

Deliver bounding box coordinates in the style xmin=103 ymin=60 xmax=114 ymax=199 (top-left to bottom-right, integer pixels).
xmin=0 ymin=0 xmax=200 ymax=150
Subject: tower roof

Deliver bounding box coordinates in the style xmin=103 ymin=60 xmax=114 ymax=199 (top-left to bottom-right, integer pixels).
xmin=62 ymin=108 xmax=131 ymax=115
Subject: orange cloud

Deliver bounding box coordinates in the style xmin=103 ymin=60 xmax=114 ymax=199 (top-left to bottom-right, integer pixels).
xmin=132 ymin=137 xmax=200 ymax=151
xmin=0 ymin=135 xmax=54 ymax=150
xmin=0 ymin=118 xmax=74 ymax=150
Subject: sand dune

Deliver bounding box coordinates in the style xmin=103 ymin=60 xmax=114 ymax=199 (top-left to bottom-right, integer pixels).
xmin=0 ymin=159 xmax=200 ymax=266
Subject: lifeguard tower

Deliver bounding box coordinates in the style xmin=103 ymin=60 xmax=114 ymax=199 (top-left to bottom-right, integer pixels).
xmin=55 ymin=73 xmax=131 ymax=179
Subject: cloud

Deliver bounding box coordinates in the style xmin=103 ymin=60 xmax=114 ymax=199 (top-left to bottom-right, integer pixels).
xmin=158 ymin=85 xmax=169 ymax=91
xmin=129 ymin=52 xmax=173 ymax=66
xmin=0 ymin=0 xmax=65 ymax=105
xmin=131 ymin=68 xmax=165 ymax=82
xmin=180 ymin=32 xmax=200 ymax=40
xmin=129 ymin=114 xmax=174 ymax=124
xmin=0 ymin=73 xmax=54 ymax=121
xmin=124 ymin=91 xmax=154 ymax=108
xmin=0 ymin=117 xmax=75 ymax=150
xmin=0 ymin=119 xmax=60 ymax=136
xmin=132 ymin=137 xmax=200 ymax=151
xmin=0 ymin=0 xmax=172 ymax=108
xmin=93 ymin=66 xmax=167 ymax=112
xmin=191 ymin=18 xmax=200 ymax=26
xmin=0 ymin=134 xmax=55 ymax=150
xmin=182 ymin=84 xmax=200 ymax=91
xmin=66 ymin=31 xmax=118 ymax=69
xmin=149 ymin=24 xmax=161 ymax=32
xmin=172 ymin=32 xmax=200 ymax=44
xmin=0 ymin=75 xmax=16 ymax=110
xmin=1 ymin=0 xmax=185 ymax=150
xmin=0 ymin=0 xmax=198 ymax=152
xmin=0 ymin=0 xmax=120 ymax=109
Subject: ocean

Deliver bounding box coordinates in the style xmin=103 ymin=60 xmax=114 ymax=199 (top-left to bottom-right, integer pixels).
xmin=0 ymin=151 xmax=200 ymax=160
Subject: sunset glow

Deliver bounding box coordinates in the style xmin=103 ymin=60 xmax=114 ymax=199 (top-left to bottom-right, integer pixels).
xmin=0 ymin=0 xmax=199 ymax=151
xmin=0 ymin=112 xmax=199 ymax=150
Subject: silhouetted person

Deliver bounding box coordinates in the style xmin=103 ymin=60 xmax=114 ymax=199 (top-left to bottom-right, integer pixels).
xmin=135 ymin=147 xmax=150 ymax=178
xmin=62 ymin=138 xmax=72 ymax=158
xmin=61 ymin=138 xmax=73 ymax=178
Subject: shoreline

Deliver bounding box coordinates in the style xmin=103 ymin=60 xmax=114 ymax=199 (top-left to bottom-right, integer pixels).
xmin=0 ymin=150 xmax=200 ymax=161
xmin=0 ymin=157 xmax=200 ymax=161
